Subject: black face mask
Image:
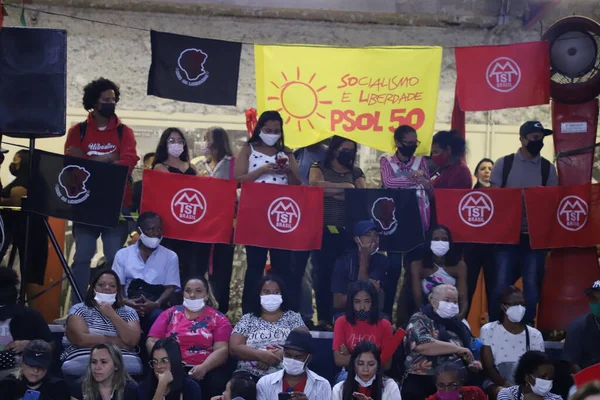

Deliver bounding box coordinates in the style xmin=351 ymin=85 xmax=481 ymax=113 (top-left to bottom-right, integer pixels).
xmin=526 ymin=139 xmax=544 ymax=156
xmin=8 ymin=163 xmax=18 ymax=177
xmin=98 ymin=103 xmax=116 ymax=118
xmin=336 ymin=149 xmax=356 ymax=168
xmin=398 ymin=145 xmax=417 ymax=158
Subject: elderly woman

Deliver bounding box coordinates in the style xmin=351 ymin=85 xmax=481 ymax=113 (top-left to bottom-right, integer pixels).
xmin=402 ymin=284 xmax=480 ymax=400
xmin=61 ymin=269 xmax=142 ymax=382
xmin=425 ymin=362 xmax=486 ymax=400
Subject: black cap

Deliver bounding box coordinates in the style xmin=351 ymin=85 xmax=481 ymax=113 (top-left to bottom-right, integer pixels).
xmin=283 ymin=330 xmax=312 ymax=353
xmin=585 ymin=280 xmax=600 ymax=296
xmin=519 ymin=121 xmax=552 ymax=137
xmin=22 ymin=347 xmax=52 ymax=370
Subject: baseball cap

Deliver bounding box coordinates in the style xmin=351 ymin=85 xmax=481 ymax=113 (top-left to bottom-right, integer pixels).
xmin=22 ymin=346 xmax=52 ymax=370
xmin=519 ymin=121 xmax=552 ymax=137
xmin=584 ymin=280 xmax=600 ymax=296
xmin=354 ymin=220 xmax=377 ymax=237
xmin=283 ymin=330 xmax=312 ymax=353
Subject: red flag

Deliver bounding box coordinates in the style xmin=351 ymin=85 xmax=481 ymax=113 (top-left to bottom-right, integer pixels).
xmin=141 ymin=169 xmax=237 ymax=244
xmin=234 ymin=182 xmax=323 ymax=251
xmin=574 ymin=363 xmax=600 ymax=387
xmin=455 ymin=41 xmax=550 ymax=111
xmin=451 ymin=81 xmax=466 ymax=139
xmin=525 ymin=183 xmax=600 ymax=249
xmin=435 ymin=189 xmax=521 ymax=244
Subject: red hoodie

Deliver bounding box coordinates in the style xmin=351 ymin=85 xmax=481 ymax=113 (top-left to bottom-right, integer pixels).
xmin=64 ymin=113 xmax=139 ymax=207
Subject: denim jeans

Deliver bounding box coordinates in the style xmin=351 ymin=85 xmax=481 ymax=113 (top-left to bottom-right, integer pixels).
xmin=490 ymin=234 xmax=547 ymax=324
xmin=71 ymin=218 xmax=128 ymax=304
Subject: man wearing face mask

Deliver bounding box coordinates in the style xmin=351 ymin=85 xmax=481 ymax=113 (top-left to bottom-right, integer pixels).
xmin=112 ymin=212 xmax=180 ymax=332
xmin=488 ymin=121 xmax=557 ymax=325
xmin=332 ymin=221 xmax=389 ymax=313
xmin=256 ymin=330 xmax=331 ymax=400
xmin=65 ymin=78 xmax=140 ymax=304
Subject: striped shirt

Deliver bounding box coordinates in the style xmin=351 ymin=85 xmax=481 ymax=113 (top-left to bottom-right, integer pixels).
xmin=61 ymin=303 xmax=139 ymax=361
xmin=497 ymin=386 xmax=562 ymax=400
xmin=380 ymin=154 xmax=431 ymax=232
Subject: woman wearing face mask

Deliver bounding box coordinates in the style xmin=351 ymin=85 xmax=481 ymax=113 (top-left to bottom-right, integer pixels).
xmin=72 ymin=342 xmax=138 ymax=400
xmin=402 ymin=284 xmax=480 ymax=400
xmin=481 ymin=286 xmax=545 ymax=400
xmin=333 ymin=281 xmax=393 ymax=381
xmin=425 ymin=362 xmax=486 ymax=400
xmin=497 ymin=351 xmax=561 ymax=400
xmin=380 ymin=125 xmax=433 ymax=323
xmin=410 ymin=225 xmax=468 ymax=320
xmin=473 ymin=158 xmax=494 ymax=189
xmin=140 ymin=338 xmax=201 ymax=400
xmin=234 ymin=111 xmax=302 ymax=314
xmin=429 ymin=130 xmax=472 ymax=190
xmin=147 ymin=277 xmax=232 ymax=398
xmin=61 ymin=269 xmax=142 ymax=387
xmin=310 ymin=135 xmax=366 ymax=330
xmin=230 ymin=275 xmax=307 ymax=382
xmin=0 ymin=340 xmax=69 ymax=400
xmin=332 ymin=340 xmax=400 ymax=400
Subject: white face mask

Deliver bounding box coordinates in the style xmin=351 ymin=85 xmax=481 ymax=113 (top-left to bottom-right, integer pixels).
xmin=282 ymin=357 xmax=306 ymax=376
xmin=167 ymin=143 xmax=184 ymax=158
xmin=530 ymin=376 xmax=553 ymax=396
xmin=183 ymin=297 xmax=205 ymax=312
xmin=260 ymin=294 xmax=283 ymax=312
xmin=355 ymin=374 xmax=376 ymax=388
xmin=259 ymin=132 xmax=281 ymax=147
xmin=431 ymin=240 xmax=450 ymax=257
xmin=140 ymin=231 xmax=162 ymax=249
xmin=94 ymin=291 xmax=117 ymax=306
xmin=505 ymin=305 xmax=526 ymax=323
xmin=435 ymin=300 xmax=459 ymax=319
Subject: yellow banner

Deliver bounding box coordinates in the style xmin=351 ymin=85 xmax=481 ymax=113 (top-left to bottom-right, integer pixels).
xmin=255 ymin=45 xmax=442 ymax=154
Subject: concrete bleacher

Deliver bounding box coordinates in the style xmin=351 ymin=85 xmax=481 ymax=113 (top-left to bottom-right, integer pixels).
xmin=49 ymin=325 xmax=564 ymax=384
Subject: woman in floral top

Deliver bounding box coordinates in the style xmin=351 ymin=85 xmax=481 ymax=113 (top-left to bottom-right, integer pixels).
xmin=402 ymin=285 xmax=480 ymax=400
xmin=147 ymin=276 xmax=232 ymax=398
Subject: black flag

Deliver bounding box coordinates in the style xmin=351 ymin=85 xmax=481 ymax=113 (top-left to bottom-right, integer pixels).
xmin=147 ymin=30 xmax=242 ymax=106
xmin=25 ymin=150 xmax=128 ymax=227
xmin=345 ymin=188 xmax=425 ymax=252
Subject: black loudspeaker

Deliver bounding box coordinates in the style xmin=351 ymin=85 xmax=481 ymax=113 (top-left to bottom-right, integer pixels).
xmin=0 ymin=27 xmax=67 ymax=138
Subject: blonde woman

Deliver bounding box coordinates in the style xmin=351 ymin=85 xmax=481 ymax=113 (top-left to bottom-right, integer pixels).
xmin=71 ymin=342 xmax=137 ymax=400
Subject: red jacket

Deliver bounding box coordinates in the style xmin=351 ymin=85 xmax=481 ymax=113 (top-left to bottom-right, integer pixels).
xmin=425 ymin=387 xmax=487 ymax=400
xmin=64 ymin=113 xmax=139 ymax=207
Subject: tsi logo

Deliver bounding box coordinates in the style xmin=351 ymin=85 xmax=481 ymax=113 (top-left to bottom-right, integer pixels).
xmin=557 ymin=195 xmax=588 ymax=231
xmin=268 ymin=197 xmax=301 ymax=233
xmin=170 ymin=188 xmax=207 ymax=224
xmin=458 ymin=191 xmax=494 ymax=227
xmin=486 ymin=57 xmax=521 ymax=93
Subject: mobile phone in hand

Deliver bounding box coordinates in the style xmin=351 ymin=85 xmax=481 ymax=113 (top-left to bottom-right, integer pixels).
xmin=278 ymin=392 xmax=293 ymax=400
xmin=276 ymin=157 xmax=289 ymax=166
xmin=23 ymin=390 xmax=41 ymax=400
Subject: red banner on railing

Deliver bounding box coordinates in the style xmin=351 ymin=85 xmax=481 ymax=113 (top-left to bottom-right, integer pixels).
xmin=435 ymin=189 xmax=522 ymax=244
xmin=234 ymin=182 xmax=324 ymax=250
xmin=141 ymin=169 xmax=237 ymax=244
xmin=525 ymin=183 xmax=600 ymax=249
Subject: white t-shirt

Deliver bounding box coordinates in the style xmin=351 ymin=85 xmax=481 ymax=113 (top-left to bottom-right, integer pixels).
xmin=480 ymin=322 xmax=544 ymax=365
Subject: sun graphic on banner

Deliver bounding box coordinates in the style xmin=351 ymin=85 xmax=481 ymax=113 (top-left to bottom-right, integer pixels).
xmin=268 ymin=67 xmax=332 ymax=132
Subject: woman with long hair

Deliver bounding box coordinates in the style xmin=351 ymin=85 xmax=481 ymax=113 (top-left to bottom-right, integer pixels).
xmin=332 ymin=340 xmax=400 ymax=400
xmin=73 ymin=342 xmax=137 ymax=400
xmin=151 ymin=127 xmax=209 ymax=282
xmin=409 ymin=225 xmax=468 ymax=320
xmin=309 ymin=135 xmax=366 ymax=330
xmin=196 ymin=127 xmax=236 ymax=314
xmin=140 ymin=338 xmax=201 ymax=400
xmin=233 ymin=111 xmax=302 ymax=314
xmin=333 ymin=281 xmax=393 ymax=379
xmin=429 ymin=130 xmax=472 ymax=190
xmin=148 ymin=277 xmax=232 ymax=398
xmin=497 ymin=351 xmax=561 ymax=399
xmin=229 ymin=275 xmax=307 ymax=382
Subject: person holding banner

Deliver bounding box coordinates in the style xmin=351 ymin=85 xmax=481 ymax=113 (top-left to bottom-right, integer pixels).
xmin=380 ymin=125 xmax=432 ymax=324
xmin=65 ymin=78 xmax=139 ymax=302
xmin=310 ymin=135 xmax=366 ymax=330
xmin=233 ymin=111 xmax=302 ymax=314
xmin=429 ymin=130 xmax=472 ymax=190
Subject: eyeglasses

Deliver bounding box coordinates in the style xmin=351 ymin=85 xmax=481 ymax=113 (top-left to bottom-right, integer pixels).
xmin=149 ymin=358 xmax=170 ymax=367
xmin=436 ymin=383 xmax=459 ymax=391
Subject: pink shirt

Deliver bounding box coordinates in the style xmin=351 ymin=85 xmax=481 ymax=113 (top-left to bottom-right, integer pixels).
xmin=149 ymin=305 xmax=232 ymax=366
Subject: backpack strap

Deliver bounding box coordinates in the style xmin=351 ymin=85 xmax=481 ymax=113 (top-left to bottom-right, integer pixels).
xmin=79 ymin=121 xmax=88 ymax=142
xmin=501 ymin=154 xmax=515 ymax=188
xmin=541 ymin=158 xmax=551 ymax=186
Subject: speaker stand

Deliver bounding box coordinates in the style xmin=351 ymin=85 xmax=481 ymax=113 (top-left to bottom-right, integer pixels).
xmin=20 ymin=137 xmax=83 ymax=305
